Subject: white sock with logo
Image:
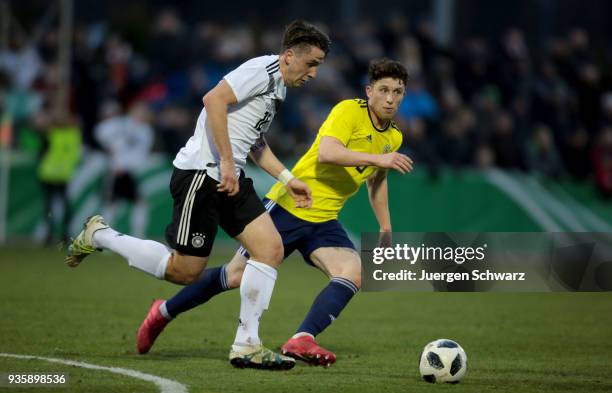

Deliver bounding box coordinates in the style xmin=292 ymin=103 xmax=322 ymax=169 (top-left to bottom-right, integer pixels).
xmin=92 ymin=228 xmax=170 ymax=279
xmin=233 ymin=259 xmax=277 ymax=348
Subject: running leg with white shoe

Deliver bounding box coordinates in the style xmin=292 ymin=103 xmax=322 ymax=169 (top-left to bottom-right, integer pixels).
xmin=65 ymin=169 xmax=223 ymax=285
xmin=229 ymin=212 xmax=295 ymax=370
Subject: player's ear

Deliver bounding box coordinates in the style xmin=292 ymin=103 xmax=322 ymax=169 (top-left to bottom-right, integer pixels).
xmin=284 ymin=48 xmax=294 ymax=65
xmin=365 ymin=84 xmax=373 ymax=99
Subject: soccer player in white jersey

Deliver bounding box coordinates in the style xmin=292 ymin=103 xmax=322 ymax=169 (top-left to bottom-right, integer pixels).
xmin=65 ymin=20 xmax=331 ymax=370
xmin=94 ymin=101 xmax=153 ymax=238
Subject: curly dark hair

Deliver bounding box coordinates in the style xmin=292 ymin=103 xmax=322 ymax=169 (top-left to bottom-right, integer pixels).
xmin=368 ymin=58 xmax=409 ymax=86
xmin=281 ymin=20 xmax=331 ymax=55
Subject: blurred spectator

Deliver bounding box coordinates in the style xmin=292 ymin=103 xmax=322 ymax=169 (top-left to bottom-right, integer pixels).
xmin=495 ymin=28 xmax=531 ymax=105
xmin=531 ymin=61 xmax=574 ymax=132
xmin=397 ymin=75 xmax=438 ymax=121
xmin=400 ymin=118 xmax=440 ymax=179
xmin=72 ymin=24 xmax=106 ymax=148
xmin=437 ymin=85 xmax=462 ymax=118
xmin=475 ymin=144 xmax=496 ymax=169
xmin=413 ymin=19 xmax=445 ymax=72
xmin=560 ymin=126 xmax=591 ymax=181
xmin=489 ymin=111 xmax=525 ymax=170
xmin=156 ymin=104 xmax=193 ymax=156
xmin=437 ymin=108 xmax=475 ymax=168
xmin=602 ymin=93 xmax=612 ymax=129
xmin=567 ymin=28 xmax=593 ymax=65
xmin=456 ymin=37 xmax=492 ymax=103
xmin=105 ymin=34 xmax=133 ymax=103
xmin=0 ymin=32 xmax=42 ymax=90
xmin=94 ymin=101 xmax=154 ymax=237
xmin=378 ymin=15 xmax=409 ymax=58
xmin=591 ymin=127 xmax=612 ymax=198
xmin=473 ymin=87 xmax=501 ymax=141
xmin=396 ymin=36 xmax=422 ymax=77
xmin=429 ymin=57 xmax=456 ymax=100
xmin=525 ymin=124 xmax=565 ymax=179
xmin=148 ymin=8 xmax=189 ymax=76
xmin=575 ymin=63 xmax=603 ymax=133
xmin=510 ymin=96 xmax=531 ymax=140
xmin=36 ymin=112 xmax=82 ymax=245
xmin=347 ymin=20 xmax=384 ymax=67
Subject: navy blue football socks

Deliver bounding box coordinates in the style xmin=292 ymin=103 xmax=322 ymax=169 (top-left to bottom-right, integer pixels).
xmin=296 ymin=277 xmax=358 ymax=337
xmin=165 ymin=265 xmax=230 ymax=318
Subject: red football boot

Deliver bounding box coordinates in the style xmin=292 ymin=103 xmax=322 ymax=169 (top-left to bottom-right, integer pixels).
xmin=136 ymin=299 xmax=170 ymax=354
xmin=281 ymin=335 xmax=336 ymax=366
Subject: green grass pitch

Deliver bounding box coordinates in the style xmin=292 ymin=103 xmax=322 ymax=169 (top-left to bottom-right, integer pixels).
xmin=1 ymin=246 xmax=611 ymax=392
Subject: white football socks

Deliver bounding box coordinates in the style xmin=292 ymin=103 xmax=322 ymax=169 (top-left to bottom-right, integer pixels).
xmin=233 ymin=259 xmax=277 ymax=348
xmin=92 ymin=228 xmax=170 ymax=279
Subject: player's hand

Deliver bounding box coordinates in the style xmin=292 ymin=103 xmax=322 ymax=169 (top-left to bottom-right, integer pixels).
xmin=376 ymin=152 xmax=413 ymax=174
xmin=286 ymin=178 xmax=312 ymax=208
xmin=378 ymin=231 xmax=393 ymax=248
xmin=217 ymin=158 xmax=239 ymax=196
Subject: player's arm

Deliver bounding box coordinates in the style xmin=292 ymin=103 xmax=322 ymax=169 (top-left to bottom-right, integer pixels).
xmin=318 ymin=136 xmax=414 ymax=174
xmin=202 ymin=80 xmax=239 ymax=196
xmin=249 ymin=136 xmax=312 ymax=208
xmin=249 ymin=135 xmax=290 ymax=180
xmin=367 ymin=169 xmax=391 ymax=231
xmin=367 ymin=169 xmax=393 ymax=247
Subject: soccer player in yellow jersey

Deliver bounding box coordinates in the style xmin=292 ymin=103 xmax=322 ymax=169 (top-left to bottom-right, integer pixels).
xmin=136 ymin=59 xmax=413 ymax=366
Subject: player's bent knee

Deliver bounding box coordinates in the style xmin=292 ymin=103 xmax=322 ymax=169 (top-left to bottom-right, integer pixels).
xmin=165 ymin=253 xmax=206 ymax=285
xmin=351 ymin=275 xmax=362 ymax=290
xmin=348 ymin=260 xmax=362 ymax=289
xmin=249 ymin=237 xmax=284 ymax=266
xmin=180 ymin=269 xmax=204 ymax=285
xmin=269 ymin=241 xmax=284 ymax=264
xmin=334 ymin=267 xmax=361 ymax=290
xmin=335 ymin=273 xmax=361 ymax=290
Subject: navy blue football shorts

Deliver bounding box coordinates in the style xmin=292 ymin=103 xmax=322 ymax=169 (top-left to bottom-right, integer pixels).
xmin=239 ymin=198 xmax=355 ymax=265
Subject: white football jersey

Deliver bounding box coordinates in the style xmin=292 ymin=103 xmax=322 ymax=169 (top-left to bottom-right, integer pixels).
xmin=173 ymin=55 xmax=286 ymax=181
xmin=94 ymin=116 xmax=154 ymax=172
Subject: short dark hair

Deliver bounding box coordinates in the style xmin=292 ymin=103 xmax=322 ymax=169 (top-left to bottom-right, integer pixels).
xmin=368 ymin=58 xmax=409 ymax=86
xmin=281 ymin=20 xmax=331 ymax=55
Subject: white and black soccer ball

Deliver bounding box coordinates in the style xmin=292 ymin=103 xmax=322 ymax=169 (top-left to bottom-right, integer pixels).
xmin=419 ymin=339 xmax=467 ymax=383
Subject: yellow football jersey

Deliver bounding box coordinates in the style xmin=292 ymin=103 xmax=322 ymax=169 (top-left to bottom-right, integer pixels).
xmin=266 ymin=98 xmax=403 ymax=222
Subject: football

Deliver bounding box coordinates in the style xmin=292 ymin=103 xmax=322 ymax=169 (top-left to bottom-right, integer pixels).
xmin=419 ymin=339 xmax=468 ymax=383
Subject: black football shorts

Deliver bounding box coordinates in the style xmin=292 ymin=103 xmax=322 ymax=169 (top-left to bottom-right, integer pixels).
xmin=165 ymin=168 xmax=266 ymax=257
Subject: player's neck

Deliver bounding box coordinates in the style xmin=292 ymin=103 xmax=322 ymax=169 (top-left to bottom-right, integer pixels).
xmin=279 ymin=54 xmax=288 ymax=84
xmin=368 ymin=105 xmax=390 ymax=130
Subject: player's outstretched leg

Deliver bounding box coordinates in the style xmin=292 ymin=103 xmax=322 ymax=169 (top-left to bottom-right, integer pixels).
xmin=66 ymin=214 xmax=176 ymax=281
xmin=65 ymin=215 xmax=109 ymax=267
xmin=137 ymin=299 xmax=169 ymax=354
xmin=136 ymin=263 xmax=236 ymax=354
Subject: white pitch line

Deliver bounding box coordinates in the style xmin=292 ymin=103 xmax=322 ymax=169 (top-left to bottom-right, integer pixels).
xmin=0 ymin=353 xmax=188 ymax=393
